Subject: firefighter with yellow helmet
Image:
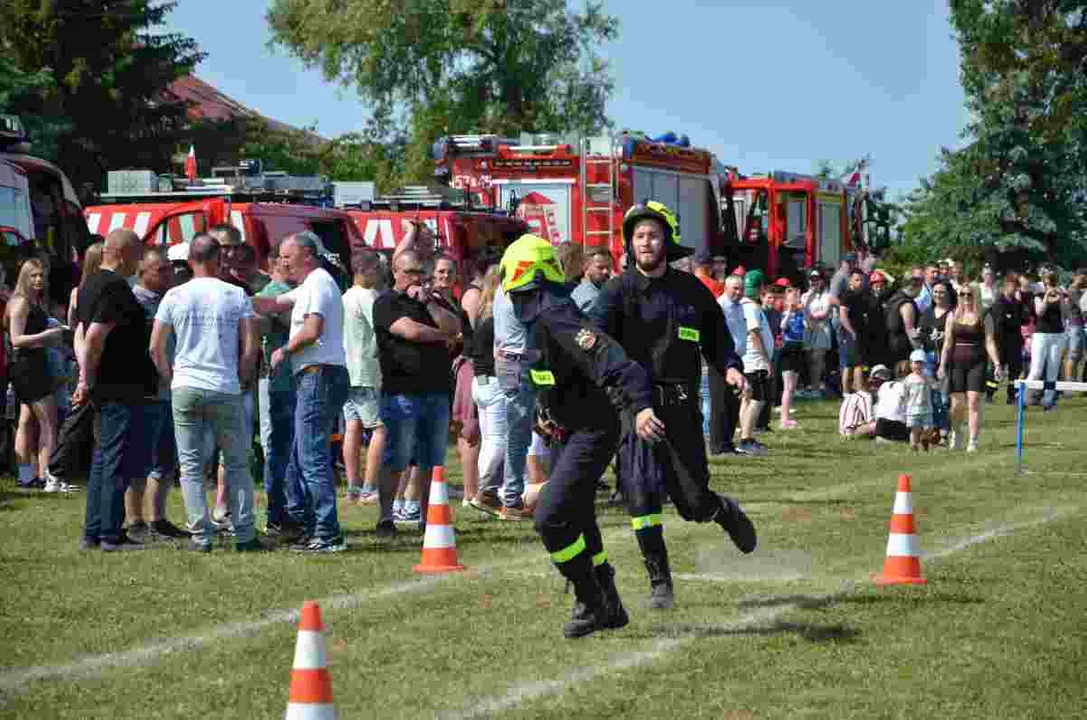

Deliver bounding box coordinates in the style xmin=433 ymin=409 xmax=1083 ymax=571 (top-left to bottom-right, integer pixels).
xmin=589 ymin=200 xmax=757 ymax=610
xmin=499 ymin=233 xmax=661 ymax=638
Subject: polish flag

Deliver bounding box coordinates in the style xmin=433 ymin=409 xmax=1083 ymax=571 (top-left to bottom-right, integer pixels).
xmin=184 ymin=145 xmax=197 ymax=182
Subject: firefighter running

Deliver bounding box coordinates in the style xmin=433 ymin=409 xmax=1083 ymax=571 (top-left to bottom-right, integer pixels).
xmin=591 ymin=200 xmax=758 ymax=610
xmin=499 ymin=233 xmax=663 ymax=639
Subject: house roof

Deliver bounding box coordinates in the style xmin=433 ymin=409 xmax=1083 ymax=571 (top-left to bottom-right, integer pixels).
xmin=166 ymin=75 xmax=326 ymax=143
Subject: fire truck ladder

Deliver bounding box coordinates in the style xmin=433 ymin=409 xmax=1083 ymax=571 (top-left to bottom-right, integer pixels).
xmin=579 ymin=135 xmax=618 ymax=249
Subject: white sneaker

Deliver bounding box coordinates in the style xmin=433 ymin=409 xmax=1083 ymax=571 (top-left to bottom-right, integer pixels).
xmin=43 ymin=478 xmax=74 ymax=494
xmin=949 ymin=430 xmax=964 ymax=451
xmin=967 ymin=440 xmax=978 ymax=453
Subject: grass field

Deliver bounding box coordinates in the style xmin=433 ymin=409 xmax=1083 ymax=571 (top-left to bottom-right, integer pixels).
xmin=1 ymin=396 xmax=1086 ymax=719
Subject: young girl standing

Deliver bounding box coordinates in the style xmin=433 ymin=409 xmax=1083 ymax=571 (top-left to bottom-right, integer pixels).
xmin=904 ymin=349 xmax=937 ymax=451
xmin=779 ymin=287 xmax=806 ymax=429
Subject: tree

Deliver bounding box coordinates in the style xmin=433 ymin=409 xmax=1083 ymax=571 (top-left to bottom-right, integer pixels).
xmin=0 ymin=0 xmax=203 ymax=189
xmin=910 ymin=0 xmax=1087 ymax=268
xmin=0 ymin=57 xmax=69 ymax=161
xmin=266 ymin=0 xmax=619 ymax=184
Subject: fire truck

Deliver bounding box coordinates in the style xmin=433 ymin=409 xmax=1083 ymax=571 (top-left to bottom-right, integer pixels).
xmin=721 ymin=169 xmax=888 ymax=283
xmin=343 ymin=184 xmax=528 ymax=266
xmin=84 ymin=160 xmax=361 ymax=274
xmin=1 ymin=114 xmax=90 ymax=300
xmin=431 ymin=132 xmax=724 ymax=262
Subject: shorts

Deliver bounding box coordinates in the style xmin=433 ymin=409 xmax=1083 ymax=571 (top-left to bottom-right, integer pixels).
xmin=906 ymin=411 xmax=933 ymax=429
xmin=744 ymin=370 xmax=770 ymax=403
xmin=780 ymin=342 xmax=804 ymax=375
xmin=874 ymin=418 xmax=909 ymax=442
xmin=342 ymin=387 xmax=382 ymax=429
xmin=1067 ymin=325 xmax=1085 ymax=362
xmin=380 ymin=391 xmax=450 ymax=473
xmin=838 ymin=332 xmax=857 ymax=368
xmin=949 ymin=361 xmax=986 ymax=394
xmin=529 ymin=430 xmax=550 ymax=457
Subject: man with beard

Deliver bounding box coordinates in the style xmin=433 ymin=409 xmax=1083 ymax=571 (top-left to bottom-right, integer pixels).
xmin=590 ymin=201 xmax=757 ymax=610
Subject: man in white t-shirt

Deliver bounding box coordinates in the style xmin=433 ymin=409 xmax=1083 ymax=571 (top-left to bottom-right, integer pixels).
xmin=738 ymin=270 xmax=773 ymax=456
xmin=341 ymin=249 xmax=384 ymax=505
xmin=252 ymin=231 xmax=349 ymax=553
xmin=150 ymin=234 xmax=260 ymax=551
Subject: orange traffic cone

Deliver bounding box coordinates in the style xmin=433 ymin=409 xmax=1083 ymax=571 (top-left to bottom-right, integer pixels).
xmin=285 ymin=601 xmax=337 ymax=719
xmin=413 ymin=466 xmax=466 ymax=573
xmin=874 ymin=474 xmax=927 ymax=585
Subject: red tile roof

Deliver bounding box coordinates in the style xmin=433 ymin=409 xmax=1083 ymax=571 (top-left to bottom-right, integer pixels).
xmin=165 ymin=75 xmax=325 ymax=142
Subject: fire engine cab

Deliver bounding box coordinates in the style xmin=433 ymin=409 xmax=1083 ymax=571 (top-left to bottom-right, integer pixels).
xmin=84 ymin=160 xmax=361 ymax=273
xmin=722 ymin=170 xmax=865 ymax=283
xmin=432 ymin=132 xmax=724 ymax=262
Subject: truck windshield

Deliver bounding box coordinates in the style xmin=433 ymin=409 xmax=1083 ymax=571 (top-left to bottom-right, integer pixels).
xmin=0 ymin=186 xmax=32 ymax=240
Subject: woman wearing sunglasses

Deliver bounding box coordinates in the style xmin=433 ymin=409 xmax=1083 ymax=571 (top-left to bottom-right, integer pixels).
xmin=938 ymin=282 xmax=1002 ymax=451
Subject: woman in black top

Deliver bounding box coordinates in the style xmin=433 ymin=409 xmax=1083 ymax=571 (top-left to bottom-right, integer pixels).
xmin=5 ymin=258 xmax=67 ymax=489
xmin=920 ymin=280 xmax=954 ymax=435
xmin=1026 ymin=270 xmax=1066 ymax=410
xmin=939 ymin=283 xmax=1002 ymax=451
xmin=993 ymin=273 xmax=1028 ymax=403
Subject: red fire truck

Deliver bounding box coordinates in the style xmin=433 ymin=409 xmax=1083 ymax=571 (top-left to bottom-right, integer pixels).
xmin=721 ymin=169 xmax=866 ymax=283
xmin=431 ymin=132 xmax=724 ymax=262
xmin=343 ymin=185 xmax=527 ymax=265
xmin=84 ymin=163 xmax=361 ymax=273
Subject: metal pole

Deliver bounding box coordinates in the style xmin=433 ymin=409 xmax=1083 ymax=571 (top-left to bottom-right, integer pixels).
xmin=1016 ymin=380 xmax=1026 ymax=476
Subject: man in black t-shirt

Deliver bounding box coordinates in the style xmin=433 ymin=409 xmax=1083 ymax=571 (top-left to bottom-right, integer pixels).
xmin=73 ymin=228 xmax=156 ymax=551
xmin=371 ymin=250 xmax=462 ymax=531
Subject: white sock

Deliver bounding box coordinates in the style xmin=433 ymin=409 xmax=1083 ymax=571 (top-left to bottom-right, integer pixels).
xmin=18 ymin=464 xmax=32 ymax=484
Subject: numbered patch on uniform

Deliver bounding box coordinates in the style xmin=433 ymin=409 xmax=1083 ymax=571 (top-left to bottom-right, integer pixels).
xmin=530 ymin=369 xmax=556 ymax=386
xmin=575 ymin=327 xmax=597 ymax=351
xmin=678 ymin=326 xmax=701 ymax=343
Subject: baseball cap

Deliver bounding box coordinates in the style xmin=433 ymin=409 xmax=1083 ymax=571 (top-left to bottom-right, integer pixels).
xmin=909 ymin=349 xmax=927 ymax=364
xmin=869 ymin=270 xmax=887 ymax=284
xmin=869 ymin=364 xmax=892 ymax=380
xmin=744 ymin=269 xmax=766 ymax=297
xmin=809 ymin=268 xmax=822 ymax=278
xmin=843 ymin=252 xmax=857 ymax=262
xmin=694 ymin=250 xmax=713 ymax=266
xmin=167 ymin=242 xmax=190 ymax=262
xmin=773 ymin=277 xmax=791 ymax=288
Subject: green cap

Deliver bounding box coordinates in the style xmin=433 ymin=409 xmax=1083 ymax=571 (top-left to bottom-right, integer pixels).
xmin=744 ymin=269 xmax=766 ymax=298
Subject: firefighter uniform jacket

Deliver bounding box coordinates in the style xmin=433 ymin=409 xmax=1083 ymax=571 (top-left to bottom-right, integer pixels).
xmin=590 ymin=268 xmax=743 ymax=388
xmin=518 ymin=287 xmax=654 ymax=433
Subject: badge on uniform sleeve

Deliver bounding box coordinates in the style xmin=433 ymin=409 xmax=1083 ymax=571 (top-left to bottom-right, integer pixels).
xmin=530 ymin=369 xmax=556 ymax=386
xmin=678 ymin=326 xmax=701 ymax=343
xmin=575 ymin=327 xmax=597 ymax=351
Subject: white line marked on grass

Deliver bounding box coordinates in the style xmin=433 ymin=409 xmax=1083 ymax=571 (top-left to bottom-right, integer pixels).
xmin=0 ymin=576 xmax=448 ymax=697
xmin=441 ymin=508 xmax=1074 ymax=719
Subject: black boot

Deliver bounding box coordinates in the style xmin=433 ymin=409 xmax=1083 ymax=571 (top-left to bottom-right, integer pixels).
xmin=595 ymin=563 xmax=630 ymax=627
xmin=564 ymin=570 xmax=626 ymax=639
xmin=643 ymin=552 xmax=675 ymax=610
xmin=715 ymin=495 xmax=757 ymax=554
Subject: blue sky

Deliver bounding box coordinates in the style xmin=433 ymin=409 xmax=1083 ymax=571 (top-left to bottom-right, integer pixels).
xmin=164 ymin=0 xmax=967 ymax=197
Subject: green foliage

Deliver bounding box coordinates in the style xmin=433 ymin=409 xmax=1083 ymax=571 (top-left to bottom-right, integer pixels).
xmin=904 ymin=1 xmax=1087 ymax=268
xmin=266 ymin=0 xmax=619 ymax=185
xmin=0 ymin=56 xmax=70 ymax=160
xmin=0 ymin=0 xmax=203 ymax=189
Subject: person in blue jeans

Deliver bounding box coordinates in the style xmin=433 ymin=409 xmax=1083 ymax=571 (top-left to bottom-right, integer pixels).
xmin=151 ymin=234 xmax=261 ymax=551
xmin=74 ymin=229 xmax=158 ymax=551
xmin=257 ymin=231 xmax=350 ymax=553
xmin=370 ymin=251 xmax=462 ymax=533
xmin=255 ymin=247 xmax=302 ymax=538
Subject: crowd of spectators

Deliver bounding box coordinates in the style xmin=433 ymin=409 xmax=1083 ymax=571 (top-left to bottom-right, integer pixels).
xmin=2 ymin=223 xmax=1085 ymax=555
